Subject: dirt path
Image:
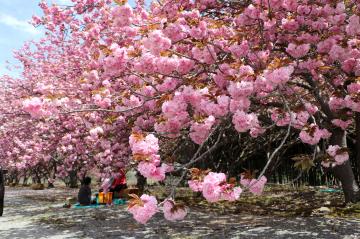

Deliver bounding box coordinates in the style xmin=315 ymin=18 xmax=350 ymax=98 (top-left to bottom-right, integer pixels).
xmin=0 ymin=187 xmax=359 ymax=239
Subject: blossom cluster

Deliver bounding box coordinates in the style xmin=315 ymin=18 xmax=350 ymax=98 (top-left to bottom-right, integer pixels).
xmin=4 ymin=0 xmax=360 ymax=225
xmin=188 ymin=172 xmax=267 ymax=202
xmin=299 ymin=124 xmax=332 ymax=145
xmin=127 ymin=195 xmax=187 ymax=224
xmin=322 ymin=145 xmax=349 ymax=168
xmin=129 ymin=133 xmax=173 ymax=181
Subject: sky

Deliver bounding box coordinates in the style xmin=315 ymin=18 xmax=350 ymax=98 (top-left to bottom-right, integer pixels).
xmin=0 ymin=0 xmax=80 ymax=78
xmin=0 ymin=0 xmax=144 ymax=78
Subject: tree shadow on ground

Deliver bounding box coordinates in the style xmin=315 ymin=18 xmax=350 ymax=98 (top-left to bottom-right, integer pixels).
xmin=1 ymin=186 xmax=360 ymax=239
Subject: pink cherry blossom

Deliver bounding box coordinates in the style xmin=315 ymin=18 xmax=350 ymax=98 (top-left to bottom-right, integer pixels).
xmin=232 ymin=110 xmax=259 ymax=133
xmin=299 ymin=124 xmax=331 ymax=145
xmin=228 ymin=81 xmax=254 ymax=99
xmin=329 ymin=45 xmax=345 ymax=61
xmin=331 ymin=119 xmax=352 ymax=130
xmin=112 ymin=4 xmax=133 ymax=27
xmin=128 ymin=194 xmax=158 ymax=224
xmin=189 ymin=21 xmax=208 ymax=40
xmin=329 ymin=97 xmax=346 ymax=111
xmin=156 ymin=57 xmax=179 ymax=75
xmin=229 ymin=98 xmax=251 ymax=112
xmin=345 ymin=95 xmax=360 ymax=112
xmin=271 ymin=110 xmax=292 ymax=127
xmin=263 ymin=66 xmax=294 ymax=86
xmin=240 ymin=175 xmax=267 ymax=195
xmin=162 ymin=199 xmax=187 ymax=221
xmin=248 ymin=176 xmax=267 ymax=195
xmin=101 ymin=178 xmax=113 ymax=193
xmin=177 ymin=58 xmax=195 ymax=74
xmin=143 ymin=30 xmax=172 ymax=55
xmin=201 ymin=172 xmax=226 ymax=202
xmin=347 ymin=83 xmax=360 ymax=94
xmin=346 ymin=15 xmax=360 ymax=36
xmin=229 ymin=41 xmax=249 ymax=58
xmin=189 ymin=116 xmax=215 ymax=144
xmin=188 ymin=180 xmax=203 ymax=192
xmin=129 ymin=134 xmax=159 ymax=156
xmin=161 ymin=163 xmax=174 ymax=173
xmin=22 ymin=97 xmax=45 ymax=118
xmin=221 ymin=186 xmax=243 ymax=201
xmin=322 ymin=145 xmax=349 ymax=168
xmin=191 ymin=45 xmax=216 ymax=64
xmin=89 ymin=126 xmax=104 ymax=139
xmin=281 ymin=18 xmax=299 ymax=31
xmin=304 ymin=103 xmax=318 ymax=115
xmin=286 ymin=43 xmax=310 ymax=58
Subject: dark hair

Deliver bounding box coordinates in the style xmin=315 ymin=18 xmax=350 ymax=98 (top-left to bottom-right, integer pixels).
xmin=82 ymin=176 xmax=91 ymax=185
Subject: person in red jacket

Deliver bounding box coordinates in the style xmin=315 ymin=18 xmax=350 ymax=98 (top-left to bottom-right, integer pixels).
xmin=109 ymin=169 xmax=127 ymax=194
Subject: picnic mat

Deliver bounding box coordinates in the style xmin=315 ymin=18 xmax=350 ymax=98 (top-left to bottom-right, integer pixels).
xmin=319 ymin=188 xmax=342 ymax=193
xmin=73 ymin=198 xmax=127 ymax=209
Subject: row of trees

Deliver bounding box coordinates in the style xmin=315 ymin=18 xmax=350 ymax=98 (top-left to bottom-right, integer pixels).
xmin=1 ymin=0 xmax=360 ymax=223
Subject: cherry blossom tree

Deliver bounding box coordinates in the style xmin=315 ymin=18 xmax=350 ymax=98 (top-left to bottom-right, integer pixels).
xmin=1 ymin=0 xmax=360 ymax=223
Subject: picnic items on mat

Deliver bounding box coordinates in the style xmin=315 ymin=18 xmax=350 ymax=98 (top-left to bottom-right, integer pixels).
xmin=97 ymin=192 xmax=113 ymax=204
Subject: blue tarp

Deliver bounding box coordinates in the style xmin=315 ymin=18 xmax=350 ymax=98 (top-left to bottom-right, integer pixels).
xmin=319 ymin=188 xmax=342 ymax=193
xmin=73 ymin=203 xmax=104 ymax=209
xmin=73 ymin=198 xmax=127 ymax=209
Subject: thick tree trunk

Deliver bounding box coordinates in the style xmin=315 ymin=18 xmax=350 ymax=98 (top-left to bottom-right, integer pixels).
xmin=22 ymin=173 xmax=29 ymax=186
xmin=356 ymin=112 xmax=360 ymax=182
xmin=330 ymin=128 xmax=360 ymax=203
xmin=68 ymin=170 xmax=78 ymax=188
xmin=0 ymin=170 xmax=5 ymax=216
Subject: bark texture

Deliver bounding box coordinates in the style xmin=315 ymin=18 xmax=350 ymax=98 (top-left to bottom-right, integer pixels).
xmin=0 ymin=169 xmax=5 ymax=216
xmin=356 ymin=112 xmax=360 ymax=181
xmin=68 ymin=170 xmax=78 ymax=188
xmin=330 ymin=129 xmax=360 ymax=203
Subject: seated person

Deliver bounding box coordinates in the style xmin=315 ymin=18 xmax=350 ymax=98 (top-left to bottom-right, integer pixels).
xmin=109 ymin=169 xmax=127 ymax=197
xmin=78 ymin=177 xmax=92 ymax=206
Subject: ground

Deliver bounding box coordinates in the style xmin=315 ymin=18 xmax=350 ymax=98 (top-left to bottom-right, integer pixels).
xmin=0 ymin=186 xmax=359 ymax=239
